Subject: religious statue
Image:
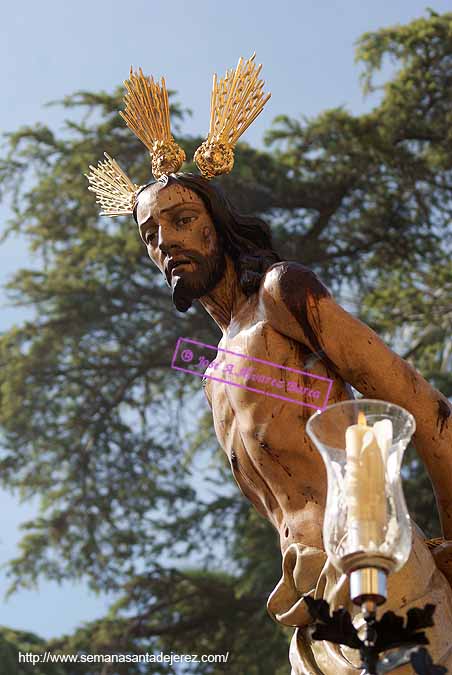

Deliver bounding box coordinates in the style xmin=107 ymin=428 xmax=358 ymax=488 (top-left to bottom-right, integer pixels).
xmin=86 ymin=56 xmax=452 ymax=674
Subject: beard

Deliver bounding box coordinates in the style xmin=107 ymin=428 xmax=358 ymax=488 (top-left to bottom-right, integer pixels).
xmin=169 ymin=241 xmax=226 ymax=312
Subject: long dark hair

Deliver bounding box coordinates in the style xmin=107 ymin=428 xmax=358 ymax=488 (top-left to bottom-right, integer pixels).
xmin=135 ymin=173 xmax=281 ymax=296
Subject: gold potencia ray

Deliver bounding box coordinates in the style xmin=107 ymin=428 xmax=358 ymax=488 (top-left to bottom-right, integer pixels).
xmin=85 ymin=153 xmax=142 ymax=217
xmin=120 ymin=68 xmax=186 ymax=179
xmin=194 ymin=53 xmax=271 ymax=179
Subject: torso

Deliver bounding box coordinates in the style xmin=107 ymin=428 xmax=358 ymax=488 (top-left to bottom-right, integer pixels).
xmin=203 ymin=281 xmax=353 ymax=553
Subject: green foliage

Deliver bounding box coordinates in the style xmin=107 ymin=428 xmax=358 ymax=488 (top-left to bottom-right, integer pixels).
xmin=0 ymin=628 xmax=66 ymax=675
xmin=0 ymin=9 xmax=450 ymax=673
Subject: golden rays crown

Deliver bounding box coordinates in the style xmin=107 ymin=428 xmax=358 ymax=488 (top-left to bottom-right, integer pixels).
xmin=120 ymin=68 xmax=187 ymax=179
xmin=85 ymin=54 xmax=271 ymax=217
xmin=85 ymin=153 xmax=143 ymax=217
xmin=194 ymin=54 xmax=271 ymax=179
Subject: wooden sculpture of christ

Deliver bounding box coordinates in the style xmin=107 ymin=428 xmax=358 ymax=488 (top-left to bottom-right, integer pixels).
xmin=134 ymin=174 xmax=452 ymax=674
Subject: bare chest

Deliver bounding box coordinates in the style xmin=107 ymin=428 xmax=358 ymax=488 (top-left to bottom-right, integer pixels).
xmin=204 ymin=319 xmax=343 ymax=437
xmin=203 ymin=321 xmax=349 ymax=519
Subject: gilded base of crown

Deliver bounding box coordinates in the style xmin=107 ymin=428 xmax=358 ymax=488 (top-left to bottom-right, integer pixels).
xmin=151 ymin=140 xmax=186 ymax=179
xmin=194 ymin=141 xmax=234 ymax=180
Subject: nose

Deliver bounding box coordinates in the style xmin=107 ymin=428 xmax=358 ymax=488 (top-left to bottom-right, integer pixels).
xmin=157 ymin=223 xmax=184 ymax=255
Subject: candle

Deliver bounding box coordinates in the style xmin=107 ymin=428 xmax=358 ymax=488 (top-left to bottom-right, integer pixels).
xmin=345 ymin=412 xmax=391 ymax=551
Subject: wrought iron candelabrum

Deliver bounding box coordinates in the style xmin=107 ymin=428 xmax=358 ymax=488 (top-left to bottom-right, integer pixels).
xmin=306 ymin=400 xmax=447 ymax=675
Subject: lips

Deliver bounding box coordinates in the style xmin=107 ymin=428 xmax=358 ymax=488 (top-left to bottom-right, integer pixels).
xmin=167 ymin=257 xmax=193 ymax=276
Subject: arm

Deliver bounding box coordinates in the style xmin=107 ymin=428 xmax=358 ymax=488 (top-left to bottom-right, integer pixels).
xmin=262 ymin=262 xmax=452 ymax=538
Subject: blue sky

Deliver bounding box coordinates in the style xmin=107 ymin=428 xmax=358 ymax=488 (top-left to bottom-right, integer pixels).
xmin=0 ymin=0 xmax=450 ymax=642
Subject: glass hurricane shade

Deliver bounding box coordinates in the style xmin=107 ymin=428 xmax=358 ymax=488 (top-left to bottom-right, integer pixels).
xmin=306 ymin=399 xmax=415 ymax=576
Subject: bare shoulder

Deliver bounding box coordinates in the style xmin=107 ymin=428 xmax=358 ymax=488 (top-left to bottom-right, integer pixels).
xmin=260 ymin=261 xmax=331 ymax=319
xmin=258 ymin=261 xmax=335 ymax=368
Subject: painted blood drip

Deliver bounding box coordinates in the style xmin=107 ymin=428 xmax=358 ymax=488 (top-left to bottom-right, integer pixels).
xmin=278 ymin=263 xmax=338 ymax=375
xmin=437 ymin=398 xmax=451 ymax=435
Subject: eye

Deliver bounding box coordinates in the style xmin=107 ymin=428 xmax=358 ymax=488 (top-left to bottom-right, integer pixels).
xmin=144 ymin=229 xmax=157 ymax=245
xmin=176 ymin=215 xmax=197 ymax=226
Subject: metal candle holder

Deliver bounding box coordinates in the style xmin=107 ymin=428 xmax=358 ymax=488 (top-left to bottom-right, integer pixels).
xmin=306 ymin=400 xmax=448 ymax=675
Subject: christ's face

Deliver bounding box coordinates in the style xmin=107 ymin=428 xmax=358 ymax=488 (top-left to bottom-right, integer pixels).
xmin=136 ymin=182 xmax=226 ymax=311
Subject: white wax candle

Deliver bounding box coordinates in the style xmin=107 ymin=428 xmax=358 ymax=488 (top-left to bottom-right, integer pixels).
xmin=345 ymin=415 xmax=391 ymax=550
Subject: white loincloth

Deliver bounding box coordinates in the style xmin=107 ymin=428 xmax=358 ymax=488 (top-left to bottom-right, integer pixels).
xmin=267 ymin=527 xmax=452 ymax=674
